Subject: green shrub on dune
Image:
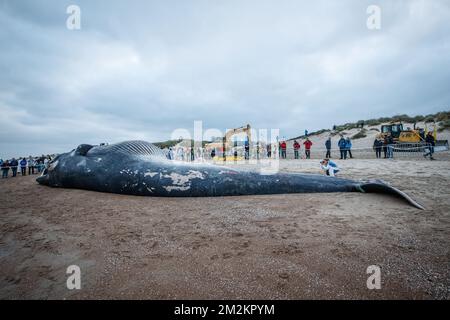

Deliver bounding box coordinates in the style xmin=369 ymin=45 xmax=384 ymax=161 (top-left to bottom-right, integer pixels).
xmin=438 ymin=120 xmax=450 ymax=132
xmin=352 ymin=129 xmax=367 ymax=140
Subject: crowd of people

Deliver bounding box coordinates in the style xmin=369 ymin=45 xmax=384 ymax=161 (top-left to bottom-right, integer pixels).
xmin=164 ymin=140 xmax=346 ymax=178
xmin=276 ymin=132 xmax=437 ymax=161
xmin=1 ymin=155 xmax=53 ymax=179
xmin=166 ymin=147 xmax=204 ymax=161
xmin=278 ymin=136 xmax=353 ymax=160
xmin=372 ymin=134 xmax=394 ymax=159
xmin=164 ymin=134 xmax=419 ymax=162
xmin=1 ymin=132 xmax=438 ymax=179
xmin=372 ymin=131 xmax=436 ymax=160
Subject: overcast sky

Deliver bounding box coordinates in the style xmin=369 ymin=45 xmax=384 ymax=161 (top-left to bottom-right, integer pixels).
xmin=1 ymin=0 xmax=449 ymax=158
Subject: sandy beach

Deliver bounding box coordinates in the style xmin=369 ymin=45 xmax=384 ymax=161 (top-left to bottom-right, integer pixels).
xmin=0 ymin=157 xmax=449 ymax=299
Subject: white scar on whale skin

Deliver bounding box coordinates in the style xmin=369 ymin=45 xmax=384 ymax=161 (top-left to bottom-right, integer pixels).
xmin=163 ymin=171 xmax=205 ymax=185
xmin=119 ymin=169 xmax=133 ymax=175
xmin=76 ymin=159 xmax=92 ymax=173
xmin=142 ymin=182 xmax=155 ymax=193
xmin=48 ymin=160 xmax=59 ymax=171
xmin=163 ymin=185 xmax=191 ymax=192
xmin=144 ymin=171 xmax=158 ymax=178
xmin=162 ymin=170 xmax=205 ymax=192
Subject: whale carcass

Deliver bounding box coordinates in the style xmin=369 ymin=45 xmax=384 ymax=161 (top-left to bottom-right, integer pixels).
xmin=36 ymin=140 xmax=424 ymax=209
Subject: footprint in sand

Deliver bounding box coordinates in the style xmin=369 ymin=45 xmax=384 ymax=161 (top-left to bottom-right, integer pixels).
xmin=222 ymin=252 xmax=233 ymax=259
xmin=231 ymin=232 xmax=244 ymax=237
xmin=278 ymin=272 xmax=289 ymax=279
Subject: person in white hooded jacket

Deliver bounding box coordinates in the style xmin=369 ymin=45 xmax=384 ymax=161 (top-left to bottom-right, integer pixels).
xmin=320 ymin=158 xmax=340 ymax=177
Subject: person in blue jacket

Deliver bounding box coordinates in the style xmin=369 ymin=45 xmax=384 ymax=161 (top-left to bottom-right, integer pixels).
xmin=20 ymin=157 xmax=27 ymax=176
xmin=338 ymin=136 xmax=347 ymax=160
xmin=345 ymin=137 xmax=353 ymax=159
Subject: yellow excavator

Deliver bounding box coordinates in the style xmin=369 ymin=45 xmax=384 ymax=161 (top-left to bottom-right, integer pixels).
xmin=379 ymin=122 xmax=448 ymax=151
xmin=205 ymin=124 xmax=252 ymax=161
xmin=221 ymin=124 xmax=252 ymax=161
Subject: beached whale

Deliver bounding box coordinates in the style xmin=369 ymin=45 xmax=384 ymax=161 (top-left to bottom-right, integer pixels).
xmin=36 ymin=140 xmax=424 ymax=209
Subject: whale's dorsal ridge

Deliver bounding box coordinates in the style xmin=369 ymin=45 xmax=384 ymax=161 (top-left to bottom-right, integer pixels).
xmin=88 ymin=140 xmax=167 ymax=158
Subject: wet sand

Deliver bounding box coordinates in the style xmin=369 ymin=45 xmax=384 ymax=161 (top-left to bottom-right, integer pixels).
xmin=0 ymin=158 xmax=449 ymax=299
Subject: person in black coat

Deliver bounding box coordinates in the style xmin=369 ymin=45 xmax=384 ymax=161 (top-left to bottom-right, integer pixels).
xmin=266 ymin=144 xmax=272 ymax=158
xmin=9 ymin=158 xmax=18 ymax=177
xmin=244 ymin=142 xmax=250 ymax=160
xmin=424 ymin=132 xmax=436 ymax=160
xmin=373 ymin=138 xmax=383 ymax=158
xmin=325 ymin=137 xmax=331 ymax=158
xmin=386 ymin=135 xmax=394 ymax=158
xmin=1 ymin=160 xmax=10 ymax=178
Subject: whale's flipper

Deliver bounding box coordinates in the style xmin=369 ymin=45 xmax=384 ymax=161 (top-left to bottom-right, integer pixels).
xmin=357 ymin=181 xmax=425 ymax=210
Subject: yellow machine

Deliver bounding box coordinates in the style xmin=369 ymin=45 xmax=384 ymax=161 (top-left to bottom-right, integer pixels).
xmin=221 ymin=124 xmax=252 ymax=161
xmin=204 ymin=124 xmax=252 ymax=160
xmin=379 ymin=122 xmax=448 ymax=149
xmin=223 ymin=124 xmax=252 ymax=149
xmin=379 ymin=123 xmax=423 ymax=143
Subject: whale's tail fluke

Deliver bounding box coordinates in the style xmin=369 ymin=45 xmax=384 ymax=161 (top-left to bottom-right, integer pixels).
xmin=357 ymin=180 xmax=425 ymax=210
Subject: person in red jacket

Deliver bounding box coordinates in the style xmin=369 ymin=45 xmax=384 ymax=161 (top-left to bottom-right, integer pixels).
xmin=293 ymin=140 xmax=300 ymax=159
xmin=280 ymin=141 xmax=287 ymax=159
xmin=303 ymin=138 xmax=313 ymax=159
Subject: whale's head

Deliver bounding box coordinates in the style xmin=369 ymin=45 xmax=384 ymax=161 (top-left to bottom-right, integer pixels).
xmin=36 ymin=141 xmax=168 ymax=187
xmin=36 ymin=144 xmax=94 ymax=186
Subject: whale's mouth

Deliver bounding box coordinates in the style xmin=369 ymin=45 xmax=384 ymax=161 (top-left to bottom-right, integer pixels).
xmin=36 ymin=169 xmax=49 ymax=186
